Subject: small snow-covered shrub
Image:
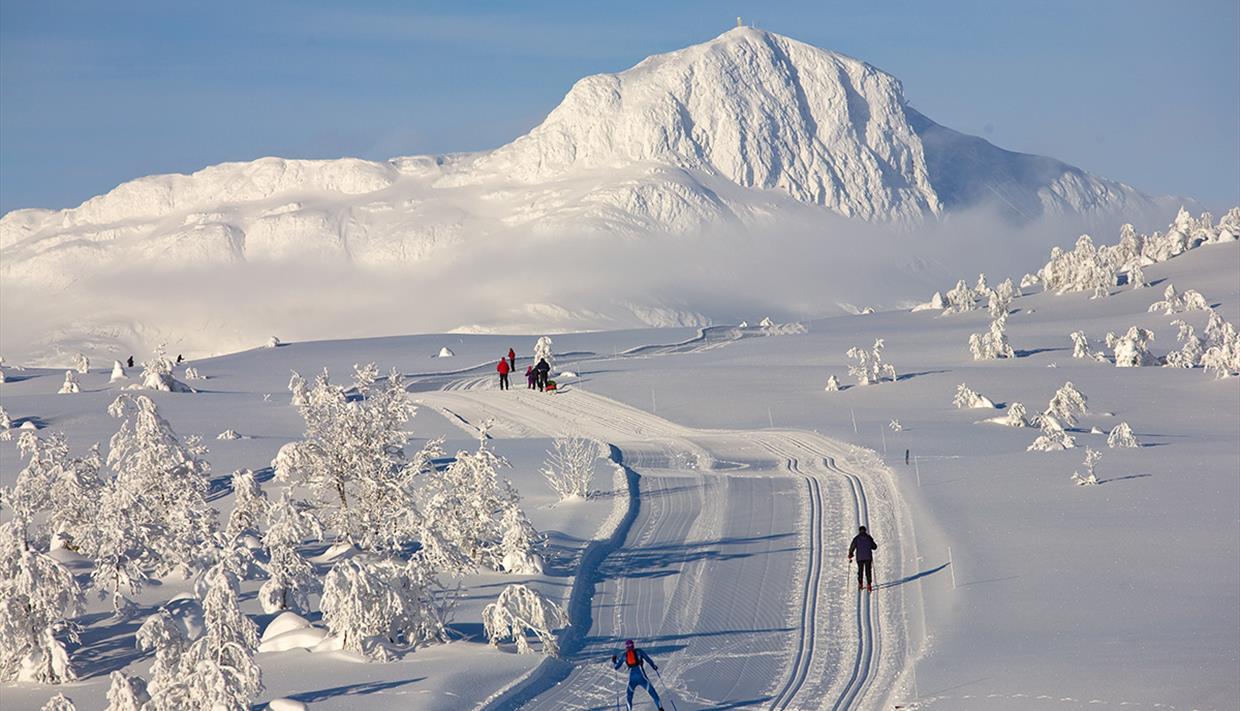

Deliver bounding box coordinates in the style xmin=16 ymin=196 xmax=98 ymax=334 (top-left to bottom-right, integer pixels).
xmin=1107 ymin=423 xmax=1140 ymax=448
xmin=888 ymin=419 xmax=902 ymax=432
xmin=1070 ymin=331 xmax=1091 ymax=359
xmin=266 ymin=336 xmax=282 ymax=348
xmin=943 ymin=280 xmax=977 ymax=314
xmin=1164 ymin=320 xmax=1203 ymax=369
xmin=217 ymin=429 xmax=242 ymax=440
xmin=1027 ymin=417 xmax=1077 ymax=452
xmin=40 ymin=694 xmax=75 ymax=711
xmin=541 ymin=435 xmax=599 ymax=501
xmin=498 ymin=505 xmax=545 ymax=575
xmin=952 ymin=383 xmax=995 ymax=409
xmin=109 ymin=361 xmax=127 ymax=382
xmin=1201 ymin=312 xmax=1240 ymax=378
xmin=320 ymin=554 xmax=450 ymax=660
xmin=482 ymin=584 xmax=568 ymax=656
xmin=224 ymin=469 xmax=268 ymax=544
xmin=846 ymin=339 xmax=896 ymax=386
xmin=824 ymin=375 xmax=841 ymax=392
xmin=105 ymin=670 xmax=149 ymax=711
xmin=1107 ymin=327 xmax=1157 ymax=367
xmin=969 ymin=313 xmax=1014 ymax=360
xmin=992 ymin=402 xmax=1030 ymax=427
xmin=1148 ymin=284 xmax=1209 ymax=315
xmin=57 ymin=371 xmax=80 ymax=395
xmin=131 ymin=346 xmax=193 ymax=393
xmin=183 ymin=366 xmax=204 ymax=380
xmin=287 ymin=371 xmax=309 ymax=407
xmin=1071 ymin=448 xmax=1102 ymax=486
xmin=911 ymin=291 xmax=945 ymax=312
xmin=72 ymin=353 xmax=89 ymax=374
xmin=0 ymin=406 xmax=10 ymax=430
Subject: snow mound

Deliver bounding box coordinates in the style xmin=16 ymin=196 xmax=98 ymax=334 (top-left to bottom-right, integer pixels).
xmin=216 ymin=429 xmax=243 ymax=440
xmin=437 ymin=347 xmax=456 ymax=358
xmin=259 ymin=624 xmax=327 ymax=653
xmin=262 ymin=611 xmax=313 ymax=642
xmin=267 ymin=700 xmax=308 ymax=711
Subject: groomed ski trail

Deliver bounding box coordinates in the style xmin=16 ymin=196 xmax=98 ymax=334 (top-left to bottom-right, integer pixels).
xmin=416 ymin=384 xmax=907 ymax=710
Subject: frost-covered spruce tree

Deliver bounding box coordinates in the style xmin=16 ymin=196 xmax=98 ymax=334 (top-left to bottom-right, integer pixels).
xmin=1107 ymin=327 xmax=1156 ymax=367
xmin=320 ymin=554 xmax=450 ymax=660
xmin=1027 ymin=416 xmax=1077 ymax=451
xmin=1201 ymin=313 xmax=1240 ymax=378
xmin=498 ymin=504 xmax=545 ymax=575
xmin=1164 ymin=320 xmax=1203 ymax=369
xmin=102 ymin=394 xmax=215 ymax=575
xmin=533 ymin=336 xmax=554 ymax=369
xmin=0 ymin=521 xmax=84 ymax=684
xmin=1044 ymin=381 xmax=1088 ymax=427
xmin=224 ymin=469 xmax=267 ymax=544
xmin=482 ymin=584 xmax=568 ymax=656
xmin=109 ymin=361 xmax=127 ymax=383
xmin=419 ymin=440 xmax=516 ymax=573
xmin=258 ymin=491 xmax=322 ymax=614
xmin=281 ymin=365 xmax=443 ymax=554
xmin=943 ymin=280 xmax=976 ymax=314
xmin=1071 ymin=448 xmax=1102 ymax=486
xmin=970 ymin=313 xmax=1015 ymax=360
xmin=287 ymin=370 xmax=309 ymax=407
xmin=104 ymin=670 xmax=149 ymax=711
xmin=58 ymin=371 xmax=80 ymax=394
xmin=182 ymin=366 xmax=203 ymax=381
xmin=541 ymin=435 xmax=598 ymax=501
xmin=1107 ymin=423 xmax=1140 ymax=448
xmin=72 ymin=353 xmax=90 ymax=374
xmin=988 ymin=278 xmax=1015 ymax=318
xmin=179 ymin=554 xmax=262 ymax=711
xmin=134 ymin=344 xmax=192 ymax=392
xmin=1070 ymin=331 xmax=1092 ymax=359
xmin=136 ymin=608 xmax=188 ymax=708
xmin=0 ymin=405 xmax=11 ymax=431
xmin=952 ymin=383 xmax=995 ymax=409
xmin=846 ymin=339 xmax=895 ymax=386
xmin=824 ymin=374 xmax=841 ymax=392
xmin=40 ymin=693 xmax=75 ymax=711
xmin=998 ymin=402 xmax=1030 ymax=427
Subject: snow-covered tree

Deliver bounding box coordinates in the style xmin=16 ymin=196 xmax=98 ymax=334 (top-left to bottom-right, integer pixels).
xmin=540 ymin=435 xmax=598 ymax=501
xmin=0 ymin=521 xmax=84 ymax=684
xmin=943 ymin=280 xmax=976 ymax=314
xmin=498 ymin=504 xmax=545 ymax=575
xmin=109 ymin=361 xmax=127 ymax=383
xmin=1044 ymin=381 xmax=1088 ymax=427
xmin=1201 ymin=312 xmax=1240 ymax=379
xmin=846 ymin=339 xmax=896 ymax=386
xmin=288 ymin=371 xmax=309 ymax=407
xmin=178 ymin=555 xmax=262 ymax=711
xmin=482 ymin=584 xmax=568 ymax=656
xmin=969 ymin=313 xmax=1015 ymax=360
xmin=997 ymin=402 xmax=1030 ymax=427
xmin=40 ymin=693 xmax=75 ymax=711
xmin=533 ymin=336 xmax=554 ymax=369
xmin=988 ymin=279 xmax=1015 ymax=318
xmin=1037 ymin=235 xmax=1117 ymax=296
xmin=952 ymin=383 xmax=995 ymax=409
xmin=1027 ymin=416 xmax=1077 ymax=452
xmin=1107 ymin=327 xmax=1157 ymax=367
xmin=104 ymin=671 xmax=149 ymax=711
xmin=57 ymin=371 xmax=80 ymax=395
xmin=182 ymin=366 xmax=203 ymax=381
xmin=888 ymin=419 xmax=902 ymax=432
xmin=1164 ymin=320 xmax=1203 ymax=369
xmin=1071 ymin=448 xmax=1102 ymax=486
xmin=266 ymin=336 xmax=281 ymax=348
xmin=420 ymin=440 xmax=518 ymax=573
xmin=1107 ymin=423 xmax=1140 ymax=448
xmin=1070 ymin=331 xmax=1091 ymax=359
xmin=824 ymin=374 xmax=841 ymax=392
xmin=0 ymin=406 xmax=10 ymax=431
xmin=72 ymin=353 xmax=90 ymax=374
xmin=224 ymin=469 xmax=267 ymax=544
xmin=281 ymin=365 xmax=442 ymax=555
xmin=136 ymin=608 xmax=188 ymax=707
xmin=320 ymin=554 xmax=451 ymax=660
xmin=258 ymin=492 xmax=322 ymax=614
xmin=133 ymin=344 xmax=192 ymax=392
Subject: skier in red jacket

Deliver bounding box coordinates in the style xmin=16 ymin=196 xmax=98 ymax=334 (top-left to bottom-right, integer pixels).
xmin=507 ymin=348 xmax=516 ymax=372
xmin=496 ymin=358 xmax=511 ymax=390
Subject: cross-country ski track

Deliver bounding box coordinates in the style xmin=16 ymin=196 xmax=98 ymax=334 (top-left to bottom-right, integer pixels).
xmin=414 ymin=354 xmax=912 ymax=710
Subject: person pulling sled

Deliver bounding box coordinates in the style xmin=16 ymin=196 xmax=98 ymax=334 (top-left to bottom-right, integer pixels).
xmin=613 ymin=639 xmax=665 ymax=711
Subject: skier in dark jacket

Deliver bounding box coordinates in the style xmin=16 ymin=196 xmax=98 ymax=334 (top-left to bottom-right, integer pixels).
xmin=496 ymin=358 xmax=511 ymax=390
xmin=126 ymin=355 xmax=134 ymax=368
xmin=612 ymin=639 xmax=664 ymax=711
xmin=848 ymin=525 xmax=878 ymax=591
xmin=507 ymin=348 xmax=516 ymax=372
xmin=534 ymin=358 xmax=550 ymax=392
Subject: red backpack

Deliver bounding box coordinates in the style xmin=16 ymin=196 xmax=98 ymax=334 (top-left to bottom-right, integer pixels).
xmin=625 ymin=648 xmax=639 ymax=667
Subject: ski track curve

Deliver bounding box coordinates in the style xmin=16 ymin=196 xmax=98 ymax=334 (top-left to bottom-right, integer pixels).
xmin=414 ymin=356 xmax=905 ymax=710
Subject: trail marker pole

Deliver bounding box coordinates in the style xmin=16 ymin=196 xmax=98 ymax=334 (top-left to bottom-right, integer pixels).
xmin=880 ymin=426 xmax=888 ymax=454
xmin=850 ymin=408 xmax=858 ymax=434
xmin=651 ymin=389 xmax=657 ymax=414
xmin=768 ymin=407 xmax=774 ymax=428
xmin=948 ymin=546 xmax=957 ymax=589
xmin=914 ymin=455 xmax=922 ymax=487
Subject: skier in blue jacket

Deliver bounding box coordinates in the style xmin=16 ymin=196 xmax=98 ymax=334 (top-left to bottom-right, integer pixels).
xmin=612 ymin=639 xmax=664 ymax=710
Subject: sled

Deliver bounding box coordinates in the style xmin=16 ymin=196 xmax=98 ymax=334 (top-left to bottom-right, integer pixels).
xmin=545 ymin=380 xmax=558 ymax=393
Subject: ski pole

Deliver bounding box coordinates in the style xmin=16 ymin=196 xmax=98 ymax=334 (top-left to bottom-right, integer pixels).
xmin=654 ymin=668 xmax=680 ymax=711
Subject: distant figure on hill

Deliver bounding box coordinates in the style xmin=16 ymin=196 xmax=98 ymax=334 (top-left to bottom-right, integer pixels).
xmin=507 ymin=347 xmax=516 ymax=372
xmin=848 ymin=525 xmax=879 ymax=592
xmin=126 ymin=355 xmax=134 ymax=368
xmin=496 ymin=357 xmax=511 ymax=390
xmin=534 ymin=358 xmax=550 ymax=391
xmin=176 ymin=354 xmax=184 ymax=364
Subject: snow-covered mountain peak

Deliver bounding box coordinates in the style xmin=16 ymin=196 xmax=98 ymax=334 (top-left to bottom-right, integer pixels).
xmin=478 ymin=27 xmax=938 ymax=221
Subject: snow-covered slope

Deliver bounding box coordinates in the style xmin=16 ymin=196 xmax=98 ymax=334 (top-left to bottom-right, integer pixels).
xmin=0 ymin=28 xmax=1181 ymax=364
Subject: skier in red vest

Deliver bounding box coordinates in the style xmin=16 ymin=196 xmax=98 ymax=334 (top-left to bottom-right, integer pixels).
xmin=507 ymin=347 xmax=516 ymax=372
xmin=612 ymin=639 xmax=664 ymax=711
xmin=496 ymin=358 xmax=511 ymax=390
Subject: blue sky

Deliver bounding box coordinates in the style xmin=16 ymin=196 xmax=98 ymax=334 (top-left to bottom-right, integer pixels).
xmin=2 ymin=0 xmax=1237 ymax=214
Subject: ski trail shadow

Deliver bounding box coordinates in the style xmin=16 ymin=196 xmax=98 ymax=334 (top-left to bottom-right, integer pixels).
xmin=875 ymin=562 xmax=950 ymax=589
xmin=288 ymin=678 xmax=425 ymax=703
xmin=1097 ymin=473 xmax=1152 ymax=484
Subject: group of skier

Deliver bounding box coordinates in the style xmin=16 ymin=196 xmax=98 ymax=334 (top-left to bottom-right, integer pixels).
xmin=495 ymin=347 xmax=552 ymax=391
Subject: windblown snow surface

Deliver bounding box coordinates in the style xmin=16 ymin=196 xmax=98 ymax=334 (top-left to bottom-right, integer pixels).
xmin=1 ymin=236 xmax=1236 ymax=710
xmin=0 ymin=27 xmax=1183 ymax=365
